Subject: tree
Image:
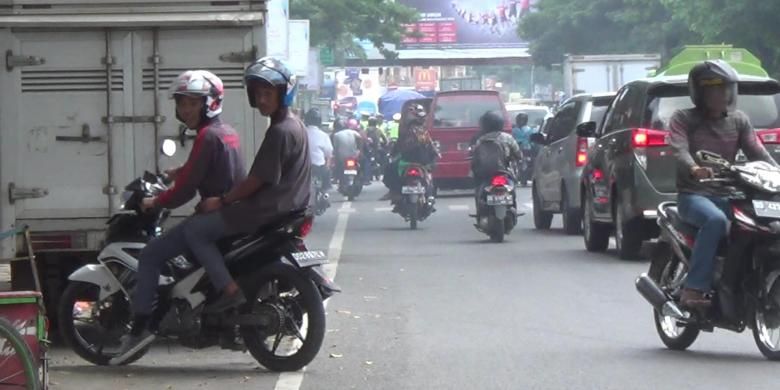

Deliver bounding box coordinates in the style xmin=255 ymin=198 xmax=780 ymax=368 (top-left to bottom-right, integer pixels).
xmin=662 ymin=0 xmax=780 ymax=77
xmin=290 ymin=0 xmax=418 ymax=63
xmin=518 ymin=0 xmax=699 ymax=67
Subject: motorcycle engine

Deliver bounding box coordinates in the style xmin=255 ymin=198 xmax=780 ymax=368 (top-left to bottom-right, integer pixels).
xmin=158 ymin=298 xmax=201 ymax=337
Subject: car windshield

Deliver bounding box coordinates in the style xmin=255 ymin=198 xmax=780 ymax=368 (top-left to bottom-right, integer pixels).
xmin=646 ymin=93 xmax=780 ymax=130
xmin=433 ymin=94 xmax=503 ymax=128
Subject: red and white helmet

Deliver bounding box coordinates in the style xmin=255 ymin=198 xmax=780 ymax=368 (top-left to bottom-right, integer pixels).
xmin=167 ymin=70 xmax=225 ymax=118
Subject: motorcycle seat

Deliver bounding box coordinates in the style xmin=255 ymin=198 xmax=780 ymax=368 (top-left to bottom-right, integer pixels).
xmin=217 ymin=209 xmax=309 ymax=254
xmin=665 ymin=206 xmax=699 ymax=238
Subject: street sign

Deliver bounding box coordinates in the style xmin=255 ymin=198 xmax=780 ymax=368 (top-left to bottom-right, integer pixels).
xmin=320 ymin=47 xmax=334 ymax=66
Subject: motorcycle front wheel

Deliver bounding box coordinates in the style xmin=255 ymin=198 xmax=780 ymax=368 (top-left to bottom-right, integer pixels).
xmin=59 ymin=281 xmax=148 ymax=366
xmin=752 ymin=274 xmax=780 ymax=361
xmin=240 ymin=263 xmax=326 ymax=372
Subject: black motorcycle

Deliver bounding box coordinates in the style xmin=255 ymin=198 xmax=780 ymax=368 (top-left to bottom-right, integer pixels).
xmin=473 ymin=171 xmax=519 ymax=242
xmin=59 ymin=168 xmax=340 ymax=371
xmin=518 ymin=146 xmax=537 ymax=187
xmin=636 ymin=150 xmax=780 ymax=360
xmin=338 ymin=157 xmax=363 ymax=201
xmin=396 ymin=163 xmax=435 ymax=229
xmin=312 ymin=173 xmax=331 ymax=216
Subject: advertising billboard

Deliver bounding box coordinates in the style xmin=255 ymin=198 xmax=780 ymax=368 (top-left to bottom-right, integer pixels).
xmin=288 ymin=19 xmax=310 ymax=77
xmin=398 ymin=0 xmax=537 ymax=49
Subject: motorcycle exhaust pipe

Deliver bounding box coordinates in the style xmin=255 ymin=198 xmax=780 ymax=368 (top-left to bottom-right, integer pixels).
xmin=635 ymin=273 xmax=688 ymax=320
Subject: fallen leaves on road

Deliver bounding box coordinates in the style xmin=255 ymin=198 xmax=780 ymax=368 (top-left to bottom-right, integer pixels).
xmin=330 ymin=353 xmax=344 ymax=358
xmin=365 ymin=361 xmax=374 ymax=365
xmin=353 ymin=315 xmax=361 ymax=319
xmin=242 ymin=376 xmax=251 ymax=383
xmin=363 ymin=295 xmax=378 ymax=301
xmin=336 ymin=310 xmax=352 ymax=315
xmin=327 ymin=328 xmax=340 ymax=333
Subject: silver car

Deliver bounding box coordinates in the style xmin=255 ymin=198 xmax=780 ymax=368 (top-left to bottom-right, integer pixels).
xmin=530 ymin=93 xmax=616 ymax=234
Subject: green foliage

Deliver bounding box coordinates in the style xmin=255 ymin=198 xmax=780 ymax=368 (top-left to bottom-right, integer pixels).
xmin=290 ymin=0 xmax=418 ymax=63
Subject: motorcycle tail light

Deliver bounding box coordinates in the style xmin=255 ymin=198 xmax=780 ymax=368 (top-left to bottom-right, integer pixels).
xmin=299 ymin=216 xmax=314 ymax=238
xmin=346 ymin=159 xmax=357 ymax=168
xmin=406 ymin=168 xmax=422 ymax=177
xmin=491 ymin=175 xmax=509 ymax=187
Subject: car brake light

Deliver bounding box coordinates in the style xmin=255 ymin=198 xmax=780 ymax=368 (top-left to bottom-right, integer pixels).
xmin=491 ymin=175 xmax=509 ymax=187
xmin=632 ymin=128 xmax=668 ymax=148
xmin=406 ymin=167 xmax=422 ymax=177
xmin=346 ymin=159 xmax=356 ymax=168
xmin=576 ymin=137 xmax=588 ymax=167
xmin=758 ymin=128 xmax=780 ymax=144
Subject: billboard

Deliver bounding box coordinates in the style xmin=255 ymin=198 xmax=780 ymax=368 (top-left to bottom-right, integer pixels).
xmin=398 ymin=0 xmax=537 ymax=49
xmin=266 ymin=0 xmax=289 ymax=58
xmin=288 ymin=19 xmax=310 ymax=77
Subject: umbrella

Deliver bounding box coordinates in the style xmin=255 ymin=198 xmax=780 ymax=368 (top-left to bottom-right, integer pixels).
xmin=378 ymin=89 xmax=427 ymax=119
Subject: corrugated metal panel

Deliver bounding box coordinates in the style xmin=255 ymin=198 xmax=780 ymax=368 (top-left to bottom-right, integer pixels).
xmin=0 ymin=1 xmax=266 ymax=15
xmin=0 ymin=12 xmax=264 ymax=27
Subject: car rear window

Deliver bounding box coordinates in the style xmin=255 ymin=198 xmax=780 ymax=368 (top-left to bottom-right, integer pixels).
xmin=433 ymin=94 xmax=503 ymax=128
xmin=645 ymin=93 xmax=780 ymax=130
xmin=509 ymin=109 xmax=548 ymax=128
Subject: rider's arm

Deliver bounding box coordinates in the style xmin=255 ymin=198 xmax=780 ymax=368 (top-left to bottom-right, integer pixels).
xmin=668 ymin=110 xmax=698 ymax=174
xmin=738 ymin=113 xmax=779 ymax=166
xmin=222 ymin=128 xmax=285 ymax=204
xmin=155 ymin=131 xmax=216 ymax=209
xmin=507 ymin=134 xmax=523 ymax=160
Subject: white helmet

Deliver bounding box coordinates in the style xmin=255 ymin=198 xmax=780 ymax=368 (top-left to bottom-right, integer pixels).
xmin=167 ymin=70 xmax=225 ymax=119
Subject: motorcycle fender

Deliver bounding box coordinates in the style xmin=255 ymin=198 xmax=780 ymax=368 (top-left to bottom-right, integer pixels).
xmin=408 ymin=194 xmax=419 ymax=204
xmin=494 ymin=205 xmax=507 ymax=219
xmin=68 ymin=264 xmax=123 ymax=300
xmin=304 ymin=266 xmax=342 ymax=293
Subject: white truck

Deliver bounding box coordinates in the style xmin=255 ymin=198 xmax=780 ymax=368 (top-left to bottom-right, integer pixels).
xmin=562 ymin=53 xmax=661 ymax=97
xmin=0 ymin=0 xmax=269 ymax=313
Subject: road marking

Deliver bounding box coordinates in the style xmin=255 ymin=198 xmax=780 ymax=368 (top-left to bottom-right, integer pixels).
xmin=448 ymin=205 xmax=470 ymax=211
xmin=522 ymin=202 xmax=533 ymax=209
xmin=374 ymin=206 xmax=394 ymax=212
xmin=273 ymin=201 xmax=351 ymax=390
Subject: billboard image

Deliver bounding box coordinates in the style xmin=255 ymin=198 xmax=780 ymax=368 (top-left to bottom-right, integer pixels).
xmin=398 ymin=0 xmax=537 ymax=49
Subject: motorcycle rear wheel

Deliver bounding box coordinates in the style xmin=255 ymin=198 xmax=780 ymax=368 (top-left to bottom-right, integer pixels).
xmin=240 ymin=263 xmax=326 ymax=372
xmin=488 ymin=215 xmax=504 ymax=243
xmin=653 ymin=260 xmax=699 ymax=351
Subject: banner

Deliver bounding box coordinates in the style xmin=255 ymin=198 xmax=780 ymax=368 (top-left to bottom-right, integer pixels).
xmin=288 ymin=19 xmax=310 ymax=77
xmin=266 ymin=0 xmax=289 ymax=58
xmin=398 ymin=0 xmax=537 ymax=49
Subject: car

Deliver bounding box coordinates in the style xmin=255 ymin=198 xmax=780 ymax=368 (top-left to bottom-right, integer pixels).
xmin=579 ymin=75 xmax=780 ymax=260
xmin=505 ymin=104 xmax=551 ymax=130
xmin=427 ymin=90 xmax=511 ymax=189
xmin=529 ymin=93 xmax=616 ymax=234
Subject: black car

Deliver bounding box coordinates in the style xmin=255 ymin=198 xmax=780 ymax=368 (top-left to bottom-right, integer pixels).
xmin=578 ymin=75 xmax=780 ymax=259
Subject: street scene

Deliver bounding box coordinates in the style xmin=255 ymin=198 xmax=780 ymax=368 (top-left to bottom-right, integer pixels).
xmin=1 ymin=0 xmax=780 ymax=389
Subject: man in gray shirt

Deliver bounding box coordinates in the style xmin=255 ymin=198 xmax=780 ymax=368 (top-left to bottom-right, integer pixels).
xmin=669 ymin=60 xmax=777 ymax=308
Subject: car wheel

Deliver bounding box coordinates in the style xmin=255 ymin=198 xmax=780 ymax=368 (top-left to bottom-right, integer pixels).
xmin=561 ymin=186 xmax=582 ymax=235
xmin=583 ymin=191 xmax=610 ymax=252
xmin=533 ymin=183 xmax=553 ymax=230
xmin=615 ymin=200 xmax=643 ymax=260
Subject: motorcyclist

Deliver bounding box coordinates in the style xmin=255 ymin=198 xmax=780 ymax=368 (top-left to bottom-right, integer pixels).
xmin=511 ymin=112 xmax=535 ymax=151
xmin=383 ymin=104 xmax=438 ymax=205
xmin=305 ymin=108 xmax=333 ymax=191
xmin=112 ymin=70 xmax=246 ymax=364
xmin=669 ymin=60 xmax=778 ymax=308
xmin=332 ymin=118 xmax=364 ymax=183
xmin=471 ymin=110 xmax=522 ymax=184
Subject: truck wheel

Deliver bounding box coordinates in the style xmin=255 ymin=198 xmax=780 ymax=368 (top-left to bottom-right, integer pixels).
xmin=533 ymin=183 xmax=553 ymax=230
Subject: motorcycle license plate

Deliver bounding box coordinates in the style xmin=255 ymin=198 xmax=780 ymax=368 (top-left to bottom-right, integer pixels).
xmin=752 ymin=200 xmax=780 ymax=219
xmin=402 ymin=186 xmax=425 ymax=194
xmin=344 ymin=170 xmax=358 ymax=176
xmin=486 ymin=194 xmax=513 ymax=205
xmin=291 ymin=251 xmax=328 ymax=267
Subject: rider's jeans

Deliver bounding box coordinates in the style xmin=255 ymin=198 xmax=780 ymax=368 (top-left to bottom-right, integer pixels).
xmin=678 ymin=193 xmax=731 ymax=292
xmin=133 ymin=211 xmax=231 ymax=316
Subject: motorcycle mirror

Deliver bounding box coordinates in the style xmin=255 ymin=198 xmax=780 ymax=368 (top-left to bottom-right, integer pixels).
xmin=696 ymin=150 xmax=730 ymax=168
xmin=161 ymin=139 xmax=177 ymax=157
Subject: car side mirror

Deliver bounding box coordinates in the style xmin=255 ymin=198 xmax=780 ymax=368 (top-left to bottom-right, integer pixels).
xmin=576 ymin=121 xmax=597 ymax=138
xmin=530 ymin=133 xmax=546 ymax=145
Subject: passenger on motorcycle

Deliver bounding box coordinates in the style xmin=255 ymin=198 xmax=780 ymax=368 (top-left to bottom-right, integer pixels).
xmin=471 ymin=110 xmax=522 ymax=183
xmin=383 ymin=104 xmax=439 ymax=204
xmin=112 ymin=70 xmax=246 ymax=364
xmin=305 ymin=108 xmax=333 ymax=191
xmin=511 ymin=112 xmax=536 ymax=151
xmin=670 ymin=60 xmax=779 ymax=308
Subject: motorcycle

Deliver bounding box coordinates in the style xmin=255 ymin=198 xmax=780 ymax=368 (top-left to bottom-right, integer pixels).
xmin=396 ymin=163 xmax=435 ymax=230
xmin=636 ymin=150 xmax=780 ymax=360
xmin=311 ymin=172 xmax=330 ymax=216
xmin=59 ymin=141 xmax=341 ymax=371
xmin=473 ymin=171 xmax=519 ymax=242
xmin=338 ymin=157 xmax=363 ymax=201
xmin=517 ymin=146 xmax=537 ymax=187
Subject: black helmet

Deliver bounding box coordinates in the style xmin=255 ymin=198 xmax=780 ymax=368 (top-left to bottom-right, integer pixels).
xmin=368 ymin=118 xmax=378 ymax=127
xmin=244 ymin=56 xmax=298 ymax=109
xmin=688 ymin=60 xmax=738 ymax=110
xmin=480 ymin=110 xmax=504 ymax=133
xmin=304 ymin=108 xmax=322 ymax=127
xmin=515 ymin=112 xmax=529 ymax=127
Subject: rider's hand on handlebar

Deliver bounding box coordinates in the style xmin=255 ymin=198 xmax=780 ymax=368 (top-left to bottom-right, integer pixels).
xmin=691 ymin=166 xmax=714 ymax=180
xmin=164 ymin=168 xmax=180 ymax=181
xmin=141 ymin=197 xmax=157 ymax=212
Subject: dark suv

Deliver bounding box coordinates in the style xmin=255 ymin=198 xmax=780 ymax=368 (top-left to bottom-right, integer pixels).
xmin=531 ymin=93 xmax=615 ymax=234
xmin=578 ymin=75 xmax=780 ymax=259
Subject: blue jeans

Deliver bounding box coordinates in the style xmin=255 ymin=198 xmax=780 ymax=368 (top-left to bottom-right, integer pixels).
xmin=678 ymin=193 xmax=731 ymax=292
xmin=132 ymin=212 xmax=231 ymax=316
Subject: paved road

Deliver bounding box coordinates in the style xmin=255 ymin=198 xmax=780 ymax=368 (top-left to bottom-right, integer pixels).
xmin=49 ymin=184 xmax=780 ymax=389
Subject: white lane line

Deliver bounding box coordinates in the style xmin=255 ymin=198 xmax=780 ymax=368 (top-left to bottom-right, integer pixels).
xmin=273 ymin=201 xmax=351 ymax=390
xmin=448 ymin=205 xmax=470 ymax=211
xmin=374 ymin=206 xmax=394 ymax=212
xmin=522 ymin=202 xmax=533 ymax=209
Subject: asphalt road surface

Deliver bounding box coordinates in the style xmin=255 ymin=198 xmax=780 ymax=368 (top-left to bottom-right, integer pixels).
xmin=48 ymin=184 xmax=780 ymax=390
